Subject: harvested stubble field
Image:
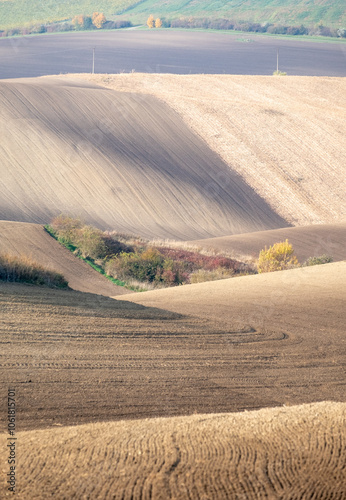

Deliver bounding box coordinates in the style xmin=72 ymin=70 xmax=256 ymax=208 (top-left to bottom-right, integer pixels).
xmin=74 ymin=73 xmax=346 ymax=229
xmin=0 ymin=402 xmax=345 ymax=499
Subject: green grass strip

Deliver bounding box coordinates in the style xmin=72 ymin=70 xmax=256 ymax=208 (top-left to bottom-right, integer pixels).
xmin=44 ymin=224 xmax=141 ymax=291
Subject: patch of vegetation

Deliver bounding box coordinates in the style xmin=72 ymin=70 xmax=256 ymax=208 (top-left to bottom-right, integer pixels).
xmin=273 ymin=70 xmax=287 ymax=76
xmin=303 ymin=254 xmax=333 ymax=266
xmin=1 ymin=0 xmax=345 ymax=37
xmin=0 ymin=253 xmax=68 ymax=288
xmin=0 ymin=9 xmax=132 ymax=37
xmin=46 ymin=215 xmax=253 ymax=290
xmin=257 ymin=240 xmax=299 ymax=273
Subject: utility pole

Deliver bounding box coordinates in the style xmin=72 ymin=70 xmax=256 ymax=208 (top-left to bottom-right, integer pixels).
xmin=277 ymin=49 xmax=279 ymax=73
xmin=92 ymin=47 xmax=95 ymax=74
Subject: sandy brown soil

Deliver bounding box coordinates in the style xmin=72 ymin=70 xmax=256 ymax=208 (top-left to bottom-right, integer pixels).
xmin=1 ymin=402 xmax=345 ymax=499
xmin=0 ymin=220 xmax=129 ymax=296
xmin=1 ymin=260 xmax=345 ymax=434
xmin=74 ymin=73 xmax=346 ymax=227
xmin=0 ymin=76 xmax=286 ymax=240
xmin=120 ymin=260 xmax=346 ymax=336
xmin=187 ymin=221 xmax=346 ymax=263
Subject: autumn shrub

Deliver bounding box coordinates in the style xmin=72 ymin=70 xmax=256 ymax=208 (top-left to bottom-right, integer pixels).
xmin=50 ymin=214 xmax=83 ymax=246
xmin=75 ymin=226 xmax=108 ymax=259
xmin=105 ymin=248 xmax=188 ymax=285
xmin=49 ymin=215 xmax=132 ymax=260
xmin=257 ymin=240 xmax=299 ymax=273
xmin=47 ymin=216 xmax=250 ymax=289
xmin=303 ymin=254 xmax=333 ymax=266
xmin=0 ymin=253 xmax=68 ymax=288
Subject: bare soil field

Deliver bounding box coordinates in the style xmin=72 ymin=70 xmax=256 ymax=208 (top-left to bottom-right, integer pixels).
xmin=1 ymin=402 xmax=345 ymax=499
xmin=187 ymin=221 xmax=346 ymax=263
xmin=0 ymin=77 xmax=286 ymax=240
xmin=0 ymin=220 xmax=129 ymax=296
xmin=1 ymin=261 xmax=345 ymax=434
xmin=77 ymin=73 xmax=346 ymax=227
xmin=0 ymin=30 xmax=345 ymax=79
xmin=121 ymin=261 xmax=346 ymax=335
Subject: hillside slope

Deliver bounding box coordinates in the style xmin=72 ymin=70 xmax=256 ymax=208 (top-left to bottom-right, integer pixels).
xmin=120 ymin=260 xmax=346 ymax=335
xmin=78 ymin=73 xmax=346 ymax=226
xmin=1 ymin=402 xmax=345 ymax=499
xmin=0 ymin=0 xmax=345 ymax=29
xmin=0 ymin=220 xmax=130 ymax=295
xmin=1 ymin=274 xmax=345 ymax=428
xmin=0 ymin=76 xmax=287 ymax=240
xmin=187 ymin=221 xmax=346 ymax=263
xmin=125 ymin=0 xmax=346 ymax=28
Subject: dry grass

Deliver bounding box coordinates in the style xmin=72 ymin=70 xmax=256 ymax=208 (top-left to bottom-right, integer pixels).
xmin=72 ymin=73 xmax=346 ymax=227
xmin=0 ymin=252 xmax=68 ymax=288
xmin=0 ymin=221 xmax=130 ymax=296
xmin=1 ymin=402 xmax=345 ymax=499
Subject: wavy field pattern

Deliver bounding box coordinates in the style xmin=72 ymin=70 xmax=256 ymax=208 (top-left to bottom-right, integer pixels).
xmin=0 ymin=77 xmax=286 ymax=240
xmin=81 ymin=74 xmax=346 ymax=226
xmin=1 ymin=402 xmax=345 ymax=498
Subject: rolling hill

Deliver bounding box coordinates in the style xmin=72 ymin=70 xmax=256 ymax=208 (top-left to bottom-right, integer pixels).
xmin=187 ymin=221 xmax=346 ymax=263
xmin=120 ymin=260 xmax=346 ymax=334
xmin=0 ymin=0 xmax=345 ymax=30
xmin=0 ymin=76 xmax=287 ymax=240
xmin=1 ymin=402 xmax=345 ymax=498
xmin=74 ymin=73 xmax=346 ymax=227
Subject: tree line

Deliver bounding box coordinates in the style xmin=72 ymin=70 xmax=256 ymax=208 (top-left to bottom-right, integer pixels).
xmin=147 ymin=15 xmax=346 ymax=38
xmin=0 ymin=13 xmax=132 ymax=38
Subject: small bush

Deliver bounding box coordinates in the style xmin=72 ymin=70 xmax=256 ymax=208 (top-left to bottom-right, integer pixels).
xmin=273 ymin=70 xmax=287 ymax=76
xmin=0 ymin=253 xmax=68 ymax=288
xmin=303 ymin=255 xmax=333 ymax=266
xmin=190 ymin=268 xmax=234 ymax=283
xmin=50 ymin=214 xmax=83 ymax=246
xmin=258 ymin=240 xmax=299 ymax=273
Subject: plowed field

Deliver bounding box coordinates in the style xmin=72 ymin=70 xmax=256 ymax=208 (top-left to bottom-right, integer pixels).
xmin=77 ymin=73 xmax=346 ymax=227
xmin=0 ymin=77 xmax=286 ymax=240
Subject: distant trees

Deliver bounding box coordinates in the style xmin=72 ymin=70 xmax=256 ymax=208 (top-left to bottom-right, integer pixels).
xmin=92 ymin=12 xmax=106 ymax=29
xmin=72 ymin=15 xmax=92 ymax=30
xmin=147 ymin=15 xmax=163 ymax=28
xmin=158 ymin=16 xmax=343 ymax=38
xmin=147 ymin=15 xmax=155 ymax=29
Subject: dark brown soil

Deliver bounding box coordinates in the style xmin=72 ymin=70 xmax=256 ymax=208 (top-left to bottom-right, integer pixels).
xmin=0 ymin=30 xmax=345 ymax=79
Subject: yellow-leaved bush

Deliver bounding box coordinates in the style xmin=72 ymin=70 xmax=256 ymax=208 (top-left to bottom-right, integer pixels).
xmin=257 ymin=239 xmax=299 ymax=273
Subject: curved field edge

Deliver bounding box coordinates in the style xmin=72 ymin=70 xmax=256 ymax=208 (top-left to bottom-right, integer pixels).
xmin=70 ymin=73 xmax=346 ymax=227
xmin=1 ymin=401 xmax=345 ymax=499
xmin=186 ymin=221 xmax=346 ymax=263
xmin=0 ymin=221 xmax=130 ymax=296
